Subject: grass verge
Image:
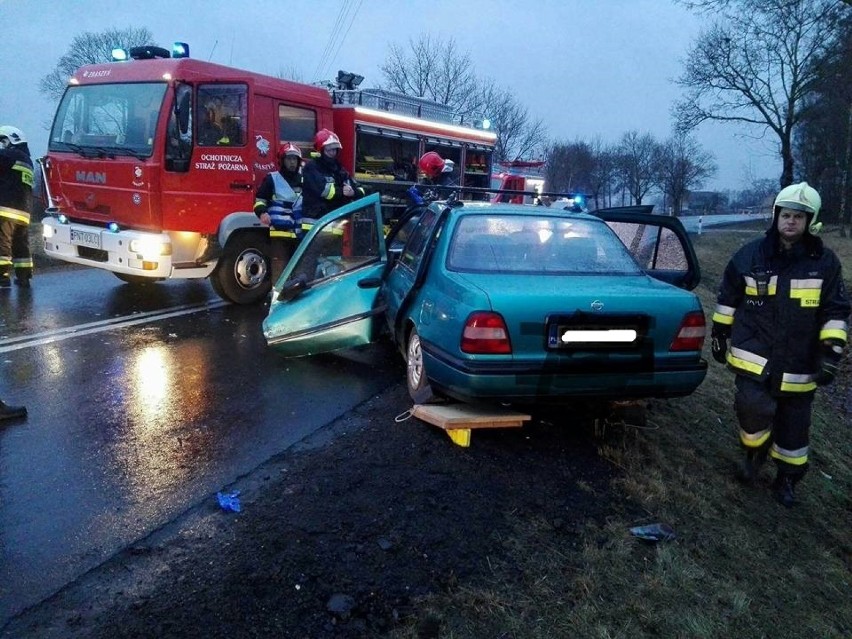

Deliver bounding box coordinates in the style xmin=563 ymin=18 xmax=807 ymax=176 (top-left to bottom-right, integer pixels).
xmin=390 ymin=226 xmax=852 ymax=639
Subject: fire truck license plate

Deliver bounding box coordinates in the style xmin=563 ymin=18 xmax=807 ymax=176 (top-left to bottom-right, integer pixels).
xmin=70 ymin=229 xmax=101 ymax=249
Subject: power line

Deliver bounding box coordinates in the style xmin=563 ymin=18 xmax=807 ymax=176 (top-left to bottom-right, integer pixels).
xmin=313 ymin=0 xmax=361 ymax=83
xmin=313 ymin=0 xmax=351 ymax=82
xmin=325 ymin=0 xmax=363 ymax=81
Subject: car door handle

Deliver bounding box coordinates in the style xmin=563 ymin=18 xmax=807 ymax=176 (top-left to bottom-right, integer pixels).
xmin=357 ymin=277 xmax=382 ymax=289
xmin=230 ymin=181 xmax=253 ymax=191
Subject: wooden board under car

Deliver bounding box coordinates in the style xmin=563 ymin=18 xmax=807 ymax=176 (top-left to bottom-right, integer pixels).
xmin=411 ymin=404 xmax=531 ymax=447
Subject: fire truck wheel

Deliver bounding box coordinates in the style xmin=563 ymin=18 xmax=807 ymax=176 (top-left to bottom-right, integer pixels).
xmin=211 ymin=232 xmax=272 ymax=305
xmin=113 ymin=272 xmax=163 ymax=285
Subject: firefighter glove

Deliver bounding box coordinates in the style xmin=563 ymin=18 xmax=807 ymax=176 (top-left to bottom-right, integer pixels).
xmin=255 ymin=203 xmax=268 ymax=217
xmin=710 ymin=322 xmax=730 ymax=365
xmin=815 ymin=341 xmax=844 ymax=386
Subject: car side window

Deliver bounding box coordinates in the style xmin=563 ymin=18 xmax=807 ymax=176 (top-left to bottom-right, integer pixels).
xmin=607 ymin=222 xmax=689 ymax=273
xmin=399 ymin=207 xmax=441 ymax=270
xmin=287 ymin=203 xmax=381 ymax=284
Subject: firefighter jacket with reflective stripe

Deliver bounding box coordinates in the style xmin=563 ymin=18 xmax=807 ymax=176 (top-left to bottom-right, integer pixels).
xmin=301 ymin=156 xmax=364 ymax=219
xmin=0 ymin=146 xmax=33 ymax=225
xmin=254 ymin=170 xmax=302 ymax=215
xmin=713 ymin=233 xmax=850 ymax=394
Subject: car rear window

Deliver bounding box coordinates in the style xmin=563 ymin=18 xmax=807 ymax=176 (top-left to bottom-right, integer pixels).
xmin=447 ymin=214 xmax=642 ymax=275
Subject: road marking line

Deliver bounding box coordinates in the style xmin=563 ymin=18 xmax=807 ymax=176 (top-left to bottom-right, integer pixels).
xmin=0 ymin=300 xmax=229 ymax=353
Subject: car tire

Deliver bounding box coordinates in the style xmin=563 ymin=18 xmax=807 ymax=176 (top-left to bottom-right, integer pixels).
xmin=211 ymin=232 xmax=271 ymax=305
xmin=406 ymin=327 xmax=438 ymax=404
xmin=113 ymin=272 xmax=162 ymax=285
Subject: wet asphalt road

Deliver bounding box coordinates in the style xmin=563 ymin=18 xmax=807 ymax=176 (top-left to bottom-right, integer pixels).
xmin=0 ymin=268 xmax=402 ymax=624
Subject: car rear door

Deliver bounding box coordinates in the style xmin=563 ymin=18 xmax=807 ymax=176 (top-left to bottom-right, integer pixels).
xmin=594 ymin=209 xmax=701 ymax=290
xmin=262 ymin=193 xmax=387 ymax=356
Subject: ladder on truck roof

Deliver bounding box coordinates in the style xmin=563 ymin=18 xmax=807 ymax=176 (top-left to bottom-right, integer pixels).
xmin=331 ymin=89 xmax=456 ymax=124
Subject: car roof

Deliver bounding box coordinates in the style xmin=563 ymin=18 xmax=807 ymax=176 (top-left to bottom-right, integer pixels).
xmin=435 ymin=200 xmax=601 ymax=223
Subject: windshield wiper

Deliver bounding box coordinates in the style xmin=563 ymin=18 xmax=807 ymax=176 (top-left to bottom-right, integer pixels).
xmin=109 ymin=146 xmax=149 ymax=160
xmin=62 ymin=142 xmax=88 ymax=158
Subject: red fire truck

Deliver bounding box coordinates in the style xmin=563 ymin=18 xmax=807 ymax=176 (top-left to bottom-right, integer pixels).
xmin=40 ymin=44 xmax=496 ymax=304
xmin=490 ymin=160 xmax=546 ymax=204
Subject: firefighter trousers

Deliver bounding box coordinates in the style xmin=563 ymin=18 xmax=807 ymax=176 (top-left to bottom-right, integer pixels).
xmin=734 ymin=375 xmax=812 ymax=477
xmin=0 ymin=217 xmax=32 ymax=284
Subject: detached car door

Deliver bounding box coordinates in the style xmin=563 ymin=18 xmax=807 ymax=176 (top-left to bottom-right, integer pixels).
xmin=595 ymin=208 xmax=701 ymax=290
xmin=262 ymin=193 xmax=387 ymax=356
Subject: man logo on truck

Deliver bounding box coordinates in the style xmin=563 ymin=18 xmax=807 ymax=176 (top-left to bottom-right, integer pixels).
xmin=75 ymin=171 xmax=107 ymax=184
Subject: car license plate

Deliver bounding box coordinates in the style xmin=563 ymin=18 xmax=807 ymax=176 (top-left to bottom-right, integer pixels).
xmin=70 ymin=229 xmax=101 ymax=249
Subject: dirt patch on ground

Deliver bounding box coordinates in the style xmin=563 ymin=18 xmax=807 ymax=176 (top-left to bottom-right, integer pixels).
xmin=2 ymin=384 xmax=625 ymax=638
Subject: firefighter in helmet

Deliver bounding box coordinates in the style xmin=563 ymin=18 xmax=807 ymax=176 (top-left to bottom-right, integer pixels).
xmin=711 ymin=182 xmax=850 ymax=507
xmin=254 ymin=142 xmax=304 ymax=283
xmin=0 ymin=125 xmax=34 ymax=288
xmin=418 ymin=151 xmax=458 ymax=200
xmin=301 ymin=129 xmax=365 ymax=219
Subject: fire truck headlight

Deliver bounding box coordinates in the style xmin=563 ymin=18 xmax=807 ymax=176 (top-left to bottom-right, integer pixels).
xmin=130 ymin=238 xmax=172 ymax=258
xmin=43 ymin=224 xmax=55 ymax=239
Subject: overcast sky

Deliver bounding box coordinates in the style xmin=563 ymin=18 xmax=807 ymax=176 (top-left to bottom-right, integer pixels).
xmin=1 ymin=0 xmax=780 ymax=191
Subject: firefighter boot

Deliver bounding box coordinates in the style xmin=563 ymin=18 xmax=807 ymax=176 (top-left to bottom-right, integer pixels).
xmin=736 ymin=441 xmax=770 ymax=484
xmin=14 ymin=271 xmax=31 ymax=288
xmin=772 ymin=470 xmax=804 ymax=508
xmin=0 ymin=271 xmax=10 ymax=289
xmin=0 ymin=400 xmax=27 ymax=421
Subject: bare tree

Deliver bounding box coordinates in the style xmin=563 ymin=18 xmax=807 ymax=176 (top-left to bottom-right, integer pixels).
xmin=39 ymin=27 xmax=155 ymax=102
xmin=379 ymin=35 xmax=546 ymax=161
xmin=545 ymin=140 xmax=594 ymax=193
xmin=379 ymin=35 xmax=480 ymax=122
xmin=585 ymin=138 xmax=620 ymax=209
xmin=674 ymin=0 xmax=845 ymax=187
xmin=659 ymin=131 xmax=717 ymax=215
xmin=617 ymin=131 xmax=663 ymax=205
xmin=478 ymin=79 xmax=548 ymax=162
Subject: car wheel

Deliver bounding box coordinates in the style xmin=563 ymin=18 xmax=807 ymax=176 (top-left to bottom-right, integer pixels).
xmin=113 ymin=272 xmax=162 ymax=285
xmin=406 ymin=327 xmax=438 ymax=404
xmin=211 ymin=232 xmax=272 ymax=305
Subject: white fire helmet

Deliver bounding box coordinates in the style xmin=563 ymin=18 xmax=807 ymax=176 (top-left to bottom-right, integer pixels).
xmin=0 ymin=125 xmax=26 ymax=146
xmin=774 ymin=181 xmax=822 ymax=234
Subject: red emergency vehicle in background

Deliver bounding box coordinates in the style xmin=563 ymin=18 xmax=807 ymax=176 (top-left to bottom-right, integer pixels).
xmin=490 ymin=160 xmax=546 ymax=204
xmin=40 ymin=43 xmax=496 ymax=304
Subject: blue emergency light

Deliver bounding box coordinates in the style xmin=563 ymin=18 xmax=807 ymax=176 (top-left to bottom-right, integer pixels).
xmin=110 ymin=42 xmax=189 ymax=62
xmin=172 ymin=42 xmax=190 ymax=58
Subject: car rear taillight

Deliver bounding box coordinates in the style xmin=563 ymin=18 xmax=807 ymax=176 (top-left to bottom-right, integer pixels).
xmin=461 ymin=312 xmax=512 ymax=354
xmin=670 ymin=311 xmax=706 ymax=351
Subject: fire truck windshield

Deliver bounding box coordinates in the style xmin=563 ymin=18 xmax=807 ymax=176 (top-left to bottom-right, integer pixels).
xmin=49 ymin=82 xmax=168 ymax=158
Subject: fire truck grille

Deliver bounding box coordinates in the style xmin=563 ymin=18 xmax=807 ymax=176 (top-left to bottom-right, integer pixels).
xmin=77 ymin=246 xmax=109 ymax=262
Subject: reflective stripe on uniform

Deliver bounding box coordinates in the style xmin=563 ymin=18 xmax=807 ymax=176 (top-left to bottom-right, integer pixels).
xmin=270 ymin=229 xmax=297 ymax=238
xmin=744 ymin=275 xmax=777 ymax=296
xmin=321 ymin=181 xmax=336 ymax=200
xmin=12 ymin=257 xmax=33 ymax=268
xmin=819 ymin=319 xmax=848 ymax=343
xmin=712 ymin=304 xmax=736 ymax=325
xmin=740 ymin=427 xmax=772 ymax=448
xmin=727 ymin=346 xmax=767 ymax=375
xmin=770 ymin=443 xmax=808 ymax=465
xmin=0 ymin=206 xmax=30 ymax=224
xmin=12 ymin=161 xmax=34 ymax=188
xmin=789 ymin=278 xmax=822 ymax=308
xmin=779 ymin=372 xmax=817 ymax=393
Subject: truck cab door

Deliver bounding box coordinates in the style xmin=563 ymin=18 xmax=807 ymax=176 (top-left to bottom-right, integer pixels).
xmin=262 ymin=193 xmax=388 ymax=356
xmin=595 ymin=207 xmax=701 ymax=290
